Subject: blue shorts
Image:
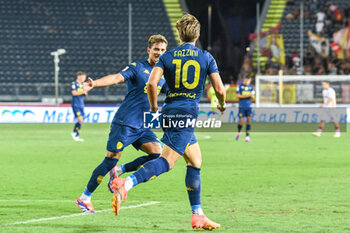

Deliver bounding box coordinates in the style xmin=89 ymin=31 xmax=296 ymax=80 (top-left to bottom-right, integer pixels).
xmin=238 ymin=107 xmax=252 ymax=118
xmin=72 ymin=105 xmax=84 ymax=118
xmin=161 ymin=131 xmax=197 ymax=155
xmin=107 ymin=122 xmax=159 ymax=152
xmin=160 ymin=102 xmax=198 ymax=155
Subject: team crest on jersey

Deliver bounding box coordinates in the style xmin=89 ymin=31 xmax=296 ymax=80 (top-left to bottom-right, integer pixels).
xmin=97 ymin=175 xmax=104 ymax=184
xmin=116 ymin=141 xmax=123 ymax=150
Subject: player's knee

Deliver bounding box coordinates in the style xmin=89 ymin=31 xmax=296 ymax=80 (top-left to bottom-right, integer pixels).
xmin=148 ymin=146 xmax=162 ymax=154
xmin=77 ymin=117 xmax=83 ymax=124
xmin=142 ymin=142 xmax=162 ymax=154
xmin=166 ymin=159 xmax=176 ymax=170
xmin=106 ymin=151 xmax=122 ymax=159
xmin=186 ymin=159 xmax=202 ymax=168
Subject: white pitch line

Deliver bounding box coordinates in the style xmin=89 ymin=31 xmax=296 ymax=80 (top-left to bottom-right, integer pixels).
xmin=0 ymin=200 xmax=139 ymax=203
xmin=0 ymin=201 xmax=160 ymax=227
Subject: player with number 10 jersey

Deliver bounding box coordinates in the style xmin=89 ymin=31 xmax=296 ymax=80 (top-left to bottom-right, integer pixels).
xmin=111 ymin=14 xmax=226 ymax=230
xmin=155 ymin=35 xmax=219 ymax=154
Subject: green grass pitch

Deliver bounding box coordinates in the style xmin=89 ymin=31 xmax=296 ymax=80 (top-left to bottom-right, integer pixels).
xmin=0 ymin=123 xmax=349 ymax=232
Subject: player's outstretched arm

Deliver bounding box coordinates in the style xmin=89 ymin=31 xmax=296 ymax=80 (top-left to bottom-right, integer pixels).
xmin=147 ymin=67 xmax=164 ymax=112
xmin=86 ymin=73 xmax=125 ymax=90
xmin=209 ymin=72 xmax=226 ymax=111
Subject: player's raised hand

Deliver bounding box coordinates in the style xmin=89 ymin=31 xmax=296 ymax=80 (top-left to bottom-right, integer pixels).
xmin=83 ymin=78 xmax=94 ymax=92
xmin=217 ymin=103 xmax=226 ymax=113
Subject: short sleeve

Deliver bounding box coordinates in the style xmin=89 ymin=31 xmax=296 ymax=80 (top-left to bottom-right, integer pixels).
xmin=71 ymin=82 xmax=76 ymax=91
xmin=155 ymin=54 xmax=165 ymax=70
xmin=207 ymin=52 xmax=219 ymax=75
xmin=236 ymin=85 xmax=240 ymax=94
xmin=331 ymin=89 xmax=336 ymax=99
xmin=120 ymin=63 xmax=137 ymax=81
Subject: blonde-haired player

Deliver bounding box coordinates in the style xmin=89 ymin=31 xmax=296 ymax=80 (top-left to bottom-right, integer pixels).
xmin=312 ymin=81 xmax=341 ymax=137
xmin=75 ymin=35 xmax=169 ymax=213
xmin=111 ymin=14 xmax=225 ymax=230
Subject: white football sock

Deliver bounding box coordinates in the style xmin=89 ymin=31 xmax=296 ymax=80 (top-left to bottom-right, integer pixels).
xmin=124 ymin=176 xmax=134 ymax=192
xmin=192 ymin=208 xmax=204 ymax=215
xmin=80 ymin=193 xmax=91 ymax=203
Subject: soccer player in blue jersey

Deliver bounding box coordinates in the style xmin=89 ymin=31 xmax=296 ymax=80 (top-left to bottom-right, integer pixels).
xmin=75 ymin=35 xmax=168 ymax=213
xmin=111 ymin=14 xmax=226 ymax=230
xmin=235 ymin=76 xmax=255 ymax=142
xmin=71 ymin=72 xmax=88 ymax=142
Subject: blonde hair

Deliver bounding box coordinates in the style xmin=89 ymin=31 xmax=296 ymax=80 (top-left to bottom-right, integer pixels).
xmin=148 ymin=34 xmax=168 ymax=48
xmin=176 ymin=14 xmax=200 ymax=43
xmin=76 ymin=71 xmax=86 ymax=77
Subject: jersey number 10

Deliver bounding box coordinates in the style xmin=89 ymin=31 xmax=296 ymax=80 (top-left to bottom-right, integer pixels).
xmin=172 ymin=59 xmax=200 ymax=89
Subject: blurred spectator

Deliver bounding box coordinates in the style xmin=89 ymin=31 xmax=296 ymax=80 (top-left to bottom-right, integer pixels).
xmin=315 ymin=10 xmax=325 ymax=34
xmin=329 ymin=4 xmax=343 ymax=23
xmin=285 ymin=12 xmax=294 ymax=20
xmin=328 ymin=62 xmax=338 ymax=75
xmin=293 ymin=8 xmax=300 ymax=19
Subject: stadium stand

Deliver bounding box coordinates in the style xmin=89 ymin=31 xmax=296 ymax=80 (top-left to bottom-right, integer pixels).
xmin=246 ymin=0 xmax=350 ymax=77
xmin=252 ymin=0 xmax=287 ymax=71
xmin=0 ymin=0 xmax=178 ymax=102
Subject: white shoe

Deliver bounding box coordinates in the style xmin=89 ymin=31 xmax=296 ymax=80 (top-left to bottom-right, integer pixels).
xmin=334 ymin=132 xmax=341 ymax=138
xmin=71 ymin=132 xmax=78 ymax=140
xmin=312 ymin=132 xmax=321 ymax=137
xmin=71 ymin=132 xmax=83 ymax=142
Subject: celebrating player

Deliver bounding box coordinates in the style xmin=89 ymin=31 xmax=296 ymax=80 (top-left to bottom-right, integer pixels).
xmin=312 ymin=81 xmax=341 ymax=137
xmin=235 ymin=76 xmax=254 ymax=142
xmin=75 ymin=35 xmax=168 ymax=213
xmin=71 ymin=71 xmax=88 ymax=142
xmin=111 ymin=14 xmax=226 ymax=230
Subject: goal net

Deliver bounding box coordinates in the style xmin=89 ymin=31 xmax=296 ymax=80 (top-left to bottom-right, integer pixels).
xmin=255 ymin=75 xmax=350 ymax=107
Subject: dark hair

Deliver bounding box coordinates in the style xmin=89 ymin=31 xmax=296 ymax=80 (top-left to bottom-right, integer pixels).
xmin=244 ymin=76 xmax=252 ymax=79
xmin=76 ymin=71 xmax=86 ymax=77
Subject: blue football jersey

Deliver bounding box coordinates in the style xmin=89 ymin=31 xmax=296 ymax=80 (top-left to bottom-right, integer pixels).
xmin=71 ymin=81 xmax=85 ymax=107
xmin=155 ymin=43 xmax=218 ymax=107
xmin=236 ymin=83 xmax=255 ymax=108
xmin=113 ymin=60 xmax=166 ymax=129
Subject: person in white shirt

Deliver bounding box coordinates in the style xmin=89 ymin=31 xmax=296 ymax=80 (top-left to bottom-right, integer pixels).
xmin=312 ymin=81 xmax=341 ymax=137
xmin=315 ymin=11 xmax=325 ymax=34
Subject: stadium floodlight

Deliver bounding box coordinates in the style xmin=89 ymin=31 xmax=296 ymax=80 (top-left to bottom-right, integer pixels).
xmin=50 ymin=49 xmax=66 ymax=106
xmin=51 ymin=49 xmax=66 ymax=56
